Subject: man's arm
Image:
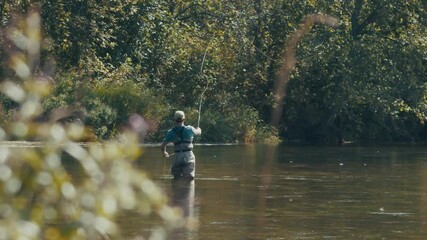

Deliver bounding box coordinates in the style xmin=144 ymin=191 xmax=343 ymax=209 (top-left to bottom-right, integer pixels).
xmin=161 ymin=142 xmax=169 ymax=157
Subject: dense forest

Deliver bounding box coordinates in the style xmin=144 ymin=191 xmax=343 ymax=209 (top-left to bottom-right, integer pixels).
xmin=1 ymin=0 xmax=426 ymax=144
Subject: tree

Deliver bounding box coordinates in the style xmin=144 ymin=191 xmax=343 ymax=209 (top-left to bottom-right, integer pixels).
xmin=283 ymin=0 xmax=427 ymax=143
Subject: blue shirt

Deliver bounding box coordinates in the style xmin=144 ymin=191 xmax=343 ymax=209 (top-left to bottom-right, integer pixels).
xmin=163 ymin=125 xmax=201 ymax=151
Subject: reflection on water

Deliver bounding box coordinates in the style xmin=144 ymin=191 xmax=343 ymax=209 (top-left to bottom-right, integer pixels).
xmin=169 ymin=179 xmax=198 ymax=239
xmin=171 ymin=179 xmax=195 ymax=218
xmin=132 ymin=145 xmax=427 ymax=239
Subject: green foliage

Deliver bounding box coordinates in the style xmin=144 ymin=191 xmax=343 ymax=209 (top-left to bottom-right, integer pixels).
xmin=85 ymin=98 xmax=117 ymax=140
xmin=0 ymin=1 xmax=426 ymax=144
xmin=42 ymin=59 xmax=170 ymax=141
xmin=0 ymin=11 xmax=184 ymax=240
xmin=198 ymin=102 xmax=279 ymax=143
xmin=93 ymin=67 xmax=168 ymax=125
xmin=43 ymin=72 xmax=78 ymax=112
xmin=283 ymin=0 xmax=427 ymax=143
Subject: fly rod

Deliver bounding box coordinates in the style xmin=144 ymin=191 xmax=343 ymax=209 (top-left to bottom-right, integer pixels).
xmin=197 ymin=41 xmax=211 ymax=128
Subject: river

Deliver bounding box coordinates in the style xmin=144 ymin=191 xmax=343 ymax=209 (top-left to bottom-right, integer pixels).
xmin=120 ymin=144 xmax=427 ymax=239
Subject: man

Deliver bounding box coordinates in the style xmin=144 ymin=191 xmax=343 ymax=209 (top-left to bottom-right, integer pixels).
xmin=161 ymin=110 xmax=202 ymax=180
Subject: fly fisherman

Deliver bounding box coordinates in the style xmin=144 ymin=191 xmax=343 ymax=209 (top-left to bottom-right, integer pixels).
xmin=161 ymin=110 xmax=202 ymax=180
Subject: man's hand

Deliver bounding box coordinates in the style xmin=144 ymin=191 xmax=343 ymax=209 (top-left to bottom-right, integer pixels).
xmin=163 ymin=151 xmax=169 ymax=158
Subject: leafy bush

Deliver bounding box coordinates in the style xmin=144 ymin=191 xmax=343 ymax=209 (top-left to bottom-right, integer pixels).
xmin=199 ymin=104 xmax=279 ymax=144
xmin=0 ymin=10 xmax=184 ymax=240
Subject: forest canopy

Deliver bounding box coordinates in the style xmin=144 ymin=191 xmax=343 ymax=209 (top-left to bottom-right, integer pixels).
xmin=1 ymin=0 xmax=426 ymax=144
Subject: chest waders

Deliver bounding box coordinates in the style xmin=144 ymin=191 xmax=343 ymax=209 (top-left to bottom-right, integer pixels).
xmin=173 ymin=126 xmax=192 ymax=153
xmin=171 ymin=126 xmax=196 ymax=180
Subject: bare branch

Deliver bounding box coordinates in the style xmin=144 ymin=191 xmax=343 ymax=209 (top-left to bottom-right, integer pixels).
xmin=271 ymin=14 xmax=339 ymax=127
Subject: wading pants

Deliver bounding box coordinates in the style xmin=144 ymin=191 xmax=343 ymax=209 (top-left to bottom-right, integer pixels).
xmin=171 ymin=151 xmax=195 ymax=179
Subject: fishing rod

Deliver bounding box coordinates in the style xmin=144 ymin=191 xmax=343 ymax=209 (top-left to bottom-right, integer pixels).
xmin=163 ymin=40 xmax=210 ymax=169
xmin=197 ymin=41 xmax=211 ymax=128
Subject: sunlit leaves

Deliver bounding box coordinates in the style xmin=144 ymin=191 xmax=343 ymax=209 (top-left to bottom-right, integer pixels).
xmin=0 ymin=10 xmax=183 ymax=240
xmin=1 ymin=0 xmax=425 ymax=147
xmin=2 ymin=81 xmax=26 ymax=103
xmin=283 ymin=0 xmax=427 ymax=142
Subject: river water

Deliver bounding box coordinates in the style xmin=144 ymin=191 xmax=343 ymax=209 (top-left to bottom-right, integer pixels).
xmin=124 ymin=144 xmax=427 ymax=239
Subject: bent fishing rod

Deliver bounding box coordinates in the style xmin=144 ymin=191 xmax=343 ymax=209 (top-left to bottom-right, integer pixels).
xmin=163 ymin=40 xmax=211 ymax=164
xmin=197 ymin=40 xmax=211 ymax=128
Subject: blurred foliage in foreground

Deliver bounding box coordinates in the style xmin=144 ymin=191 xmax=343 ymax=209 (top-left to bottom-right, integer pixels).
xmin=0 ymin=11 xmax=185 ymax=240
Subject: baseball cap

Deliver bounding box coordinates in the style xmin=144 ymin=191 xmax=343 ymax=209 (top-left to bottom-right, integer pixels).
xmin=174 ymin=110 xmax=185 ymax=121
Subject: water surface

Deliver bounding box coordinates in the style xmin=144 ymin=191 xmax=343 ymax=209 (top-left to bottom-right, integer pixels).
xmin=130 ymin=144 xmax=427 ymax=239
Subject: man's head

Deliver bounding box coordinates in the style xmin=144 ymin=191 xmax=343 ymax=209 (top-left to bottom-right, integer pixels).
xmin=174 ymin=110 xmax=185 ymax=123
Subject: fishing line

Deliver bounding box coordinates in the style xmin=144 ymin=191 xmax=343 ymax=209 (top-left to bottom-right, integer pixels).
xmin=163 ymin=156 xmax=166 ymax=176
xmin=163 ymin=153 xmax=175 ymax=176
xmin=234 ymin=24 xmax=279 ymax=62
xmin=197 ymin=41 xmax=211 ymax=128
xmin=163 ymin=42 xmax=210 ymax=176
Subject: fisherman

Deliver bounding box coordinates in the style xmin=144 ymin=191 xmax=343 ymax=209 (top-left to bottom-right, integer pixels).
xmin=161 ymin=110 xmax=202 ymax=180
